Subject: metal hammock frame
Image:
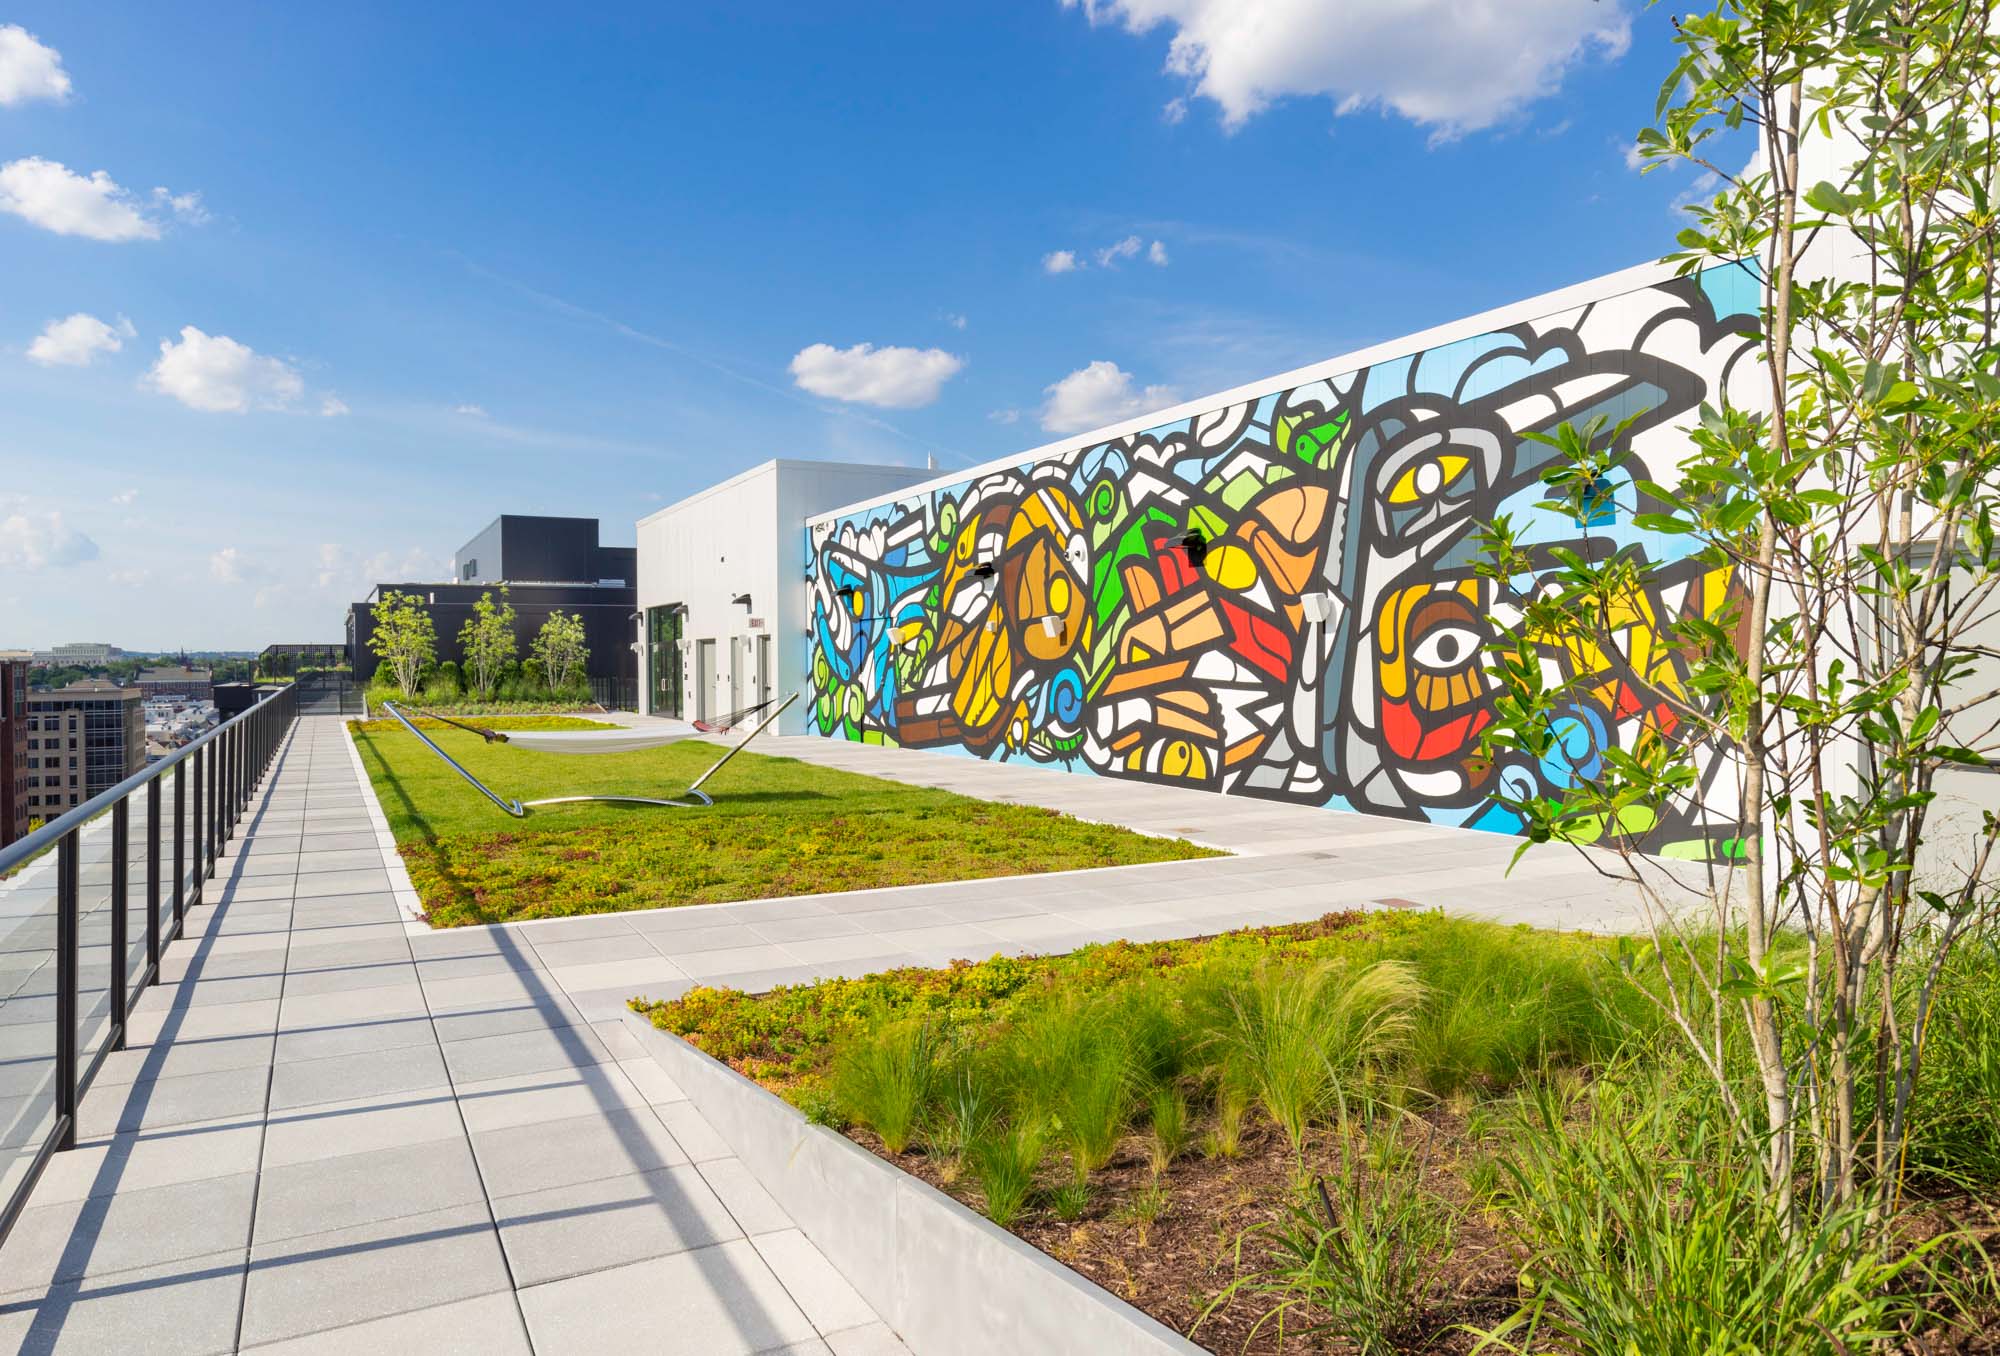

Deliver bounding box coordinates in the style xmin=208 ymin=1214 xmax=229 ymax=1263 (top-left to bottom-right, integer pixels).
xmin=378 ymin=691 xmax=800 ymax=816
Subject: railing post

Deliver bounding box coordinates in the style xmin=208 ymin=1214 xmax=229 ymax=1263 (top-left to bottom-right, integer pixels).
xmin=55 ymin=831 xmax=78 ymax=1151
xmin=146 ymin=777 xmax=162 ymax=968
xmin=190 ymin=749 xmax=204 ymax=905
xmin=206 ymin=736 xmax=218 ymax=871
xmin=110 ymin=799 xmax=128 ymax=1052
xmin=172 ymin=762 xmax=185 ymax=930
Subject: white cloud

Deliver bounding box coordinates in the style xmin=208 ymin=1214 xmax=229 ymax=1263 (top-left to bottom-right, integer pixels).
xmin=1623 ymin=139 xmax=1648 ymax=171
xmin=106 ymin=566 xmax=151 ymax=587
xmin=0 ymin=500 xmax=99 ymax=570
xmin=109 ymin=488 xmax=138 ymax=506
xmin=319 ymin=395 xmax=350 ymax=417
xmin=1147 ymin=239 xmax=1170 ymax=266
xmin=0 ymin=157 xmax=163 ymax=241
xmin=27 ymin=312 xmax=135 ymax=367
xmin=209 ymin=546 xmax=273 ymax=585
xmin=151 ymin=187 xmax=210 ymax=224
xmin=454 ymin=403 xmax=488 ymax=417
xmin=988 ymin=408 xmax=1022 ymax=425
xmin=145 ymin=326 xmax=305 ymax=413
xmin=1063 ymin=0 xmax=1630 ymax=139
xmin=1040 ymin=361 xmax=1178 ymax=434
xmin=943 ymin=312 xmax=969 ymax=330
xmin=314 ymin=541 xmax=447 ymax=592
xmin=1162 ymin=96 xmax=1188 ymax=124
xmin=1042 ymin=249 xmax=1082 ymax=274
xmin=0 ymin=24 xmax=70 ymax=107
xmin=789 ymin=342 xmax=964 ymax=409
xmin=1097 ymin=235 xmax=1143 ymax=268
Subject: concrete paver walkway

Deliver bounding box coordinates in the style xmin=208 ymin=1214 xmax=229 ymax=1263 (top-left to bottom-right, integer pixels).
xmin=0 ymin=717 xmax=907 ymax=1355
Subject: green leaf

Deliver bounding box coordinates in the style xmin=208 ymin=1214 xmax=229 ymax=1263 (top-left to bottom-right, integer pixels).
xmin=1803 ymin=180 xmax=1850 ymax=215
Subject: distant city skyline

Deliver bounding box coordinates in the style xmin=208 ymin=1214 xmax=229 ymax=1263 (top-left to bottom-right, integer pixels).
xmin=3 ymin=2 xmax=1727 ymax=648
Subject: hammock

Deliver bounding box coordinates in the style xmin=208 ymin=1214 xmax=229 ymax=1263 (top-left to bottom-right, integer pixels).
xmin=378 ymin=693 xmax=798 ymax=816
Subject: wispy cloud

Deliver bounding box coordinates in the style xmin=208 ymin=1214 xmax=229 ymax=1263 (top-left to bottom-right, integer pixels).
xmin=452 ymin=253 xmax=969 ymax=465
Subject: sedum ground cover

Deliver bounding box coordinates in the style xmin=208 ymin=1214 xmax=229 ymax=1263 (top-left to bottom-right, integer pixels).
xmin=636 ymin=912 xmax=2000 ymax=1353
xmin=348 ymin=716 xmax=1219 ymax=927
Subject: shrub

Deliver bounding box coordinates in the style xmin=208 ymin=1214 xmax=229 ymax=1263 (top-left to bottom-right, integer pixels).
xmin=424 ymin=660 xmax=463 ymax=701
xmin=1007 ymin=1000 xmax=1135 ymax=1182
xmin=830 ymin=1019 xmax=941 ymax=1155
xmin=1211 ymin=1109 xmax=1456 ymax=1356
xmin=1897 ymin=932 xmax=2000 ymax=1189
xmin=1146 ymin=1083 xmax=1192 ymax=1175
xmin=927 ymin=1056 xmax=1002 ymax=1181
xmin=1049 ymin=1180 xmax=1090 ymax=1221
xmin=1389 ymin=917 xmax=1637 ymax=1098
xmin=1207 ymin=959 xmax=1422 ymax=1153
xmin=970 ymin=1123 xmax=1044 ymax=1227
xmin=1477 ymin=1079 xmax=1950 ymax=1355
xmin=1204 ymin=1083 xmax=1250 ymax=1160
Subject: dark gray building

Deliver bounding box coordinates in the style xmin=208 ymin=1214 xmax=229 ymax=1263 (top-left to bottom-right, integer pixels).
xmin=346 ymin=515 xmax=638 ymax=697
xmin=454 ymin=515 xmax=634 ymax=590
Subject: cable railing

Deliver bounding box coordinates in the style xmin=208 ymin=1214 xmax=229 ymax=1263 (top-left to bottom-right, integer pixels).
xmin=0 ymin=682 xmax=299 ymax=1244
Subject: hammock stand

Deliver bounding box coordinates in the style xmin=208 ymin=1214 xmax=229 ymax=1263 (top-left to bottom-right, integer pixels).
xmin=379 ymin=691 xmax=800 ymax=817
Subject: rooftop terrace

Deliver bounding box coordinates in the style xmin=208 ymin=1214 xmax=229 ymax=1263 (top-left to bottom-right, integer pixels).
xmin=0 ymin=700 xmax=1678 ymax=1352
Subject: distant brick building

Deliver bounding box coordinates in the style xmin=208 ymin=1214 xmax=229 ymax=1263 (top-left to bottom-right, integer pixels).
xmin=1 ymin=659 xmax=26 ymax=846
xmin=136 ymin=666 xmax=214 ymax=701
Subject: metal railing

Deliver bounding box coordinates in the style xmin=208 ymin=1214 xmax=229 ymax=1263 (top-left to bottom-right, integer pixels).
xmin=0 ymin=682 xmax=299 ymax=1244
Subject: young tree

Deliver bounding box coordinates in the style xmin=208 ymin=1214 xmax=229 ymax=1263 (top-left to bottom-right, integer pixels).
xmin=367 ymin=590 xmax=436 ymax=698
xmin=530 ymin=611 xmax=589 ymax=695
xmin=458 ymin=588 xmax=517 ymax=700
xmin=1481 ymin=0 xmax=2000 ymax=1227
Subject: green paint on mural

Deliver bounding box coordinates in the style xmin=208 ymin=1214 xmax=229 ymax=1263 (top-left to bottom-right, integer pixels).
xmin=1280 ymin=410 xmax=1349 ymax=469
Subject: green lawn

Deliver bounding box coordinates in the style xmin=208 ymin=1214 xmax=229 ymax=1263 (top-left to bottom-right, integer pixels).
xmin=349 ymin=717 xmax=1222 ymax=927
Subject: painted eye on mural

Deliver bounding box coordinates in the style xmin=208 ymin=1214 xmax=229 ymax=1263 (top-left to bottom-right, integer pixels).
xmin=1387 ymin=453 xmax=1471 ymax=506
xmin=1410 ymin=623 xmax=1482 ymax=673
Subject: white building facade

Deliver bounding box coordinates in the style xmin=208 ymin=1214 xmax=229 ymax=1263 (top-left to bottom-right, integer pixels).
xmin=636 ymin=460 xmax=929 ymax=734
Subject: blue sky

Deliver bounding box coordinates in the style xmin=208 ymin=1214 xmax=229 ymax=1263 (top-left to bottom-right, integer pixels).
xmin=0 ymin=1 xmax=1712 ymax=650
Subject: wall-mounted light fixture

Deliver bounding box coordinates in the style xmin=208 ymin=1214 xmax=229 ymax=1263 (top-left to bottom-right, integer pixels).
xmin=731 ymin=593 xmax=753 ymax=610
xmin=1178 ymin=530 xmax=1207 ymax=568
xmin=1037 ymin=615 xmax=1065 ymax=640
xmin=1299 ymin=591 xmax=1335 ymax=625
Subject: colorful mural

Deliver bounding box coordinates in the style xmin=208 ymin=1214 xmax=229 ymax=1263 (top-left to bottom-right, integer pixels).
xmin=806 ymin=268 xmax=1761 ymax=856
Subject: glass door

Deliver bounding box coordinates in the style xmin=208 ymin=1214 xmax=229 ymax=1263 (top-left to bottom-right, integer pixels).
xmin=647 ymin=606 xmax=684 ymax=718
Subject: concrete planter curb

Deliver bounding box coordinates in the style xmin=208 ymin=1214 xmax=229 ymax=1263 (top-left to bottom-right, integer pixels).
xmin=621 ymin=1011 xmax=1205 ymax=1356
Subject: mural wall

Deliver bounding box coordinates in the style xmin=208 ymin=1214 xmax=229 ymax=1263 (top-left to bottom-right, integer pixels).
xmin=806 ymin=267 xmax=1761 ymax=857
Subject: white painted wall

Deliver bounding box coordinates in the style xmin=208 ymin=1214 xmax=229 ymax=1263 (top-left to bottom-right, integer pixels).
xmin=636 ymin=460 xmax=929 ymax=733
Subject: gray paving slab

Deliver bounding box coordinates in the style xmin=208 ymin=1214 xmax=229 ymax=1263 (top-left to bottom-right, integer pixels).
xmin=490 ymin=1162 xmax=743 ymax=1286
xmin=235 ymin=1290 xmax=532 ymax=1355
xmin=1 ymin=1170 xmax=257 ymax=1289
xmin=252 ymin=1137 xmax=488 ymax=1245
xmin=514 ymin=1240 xmax=820 ymax=1356
xmin=266 ymin=1042 xmax=449 ymax=1112
xmin=238 ymin=1202 xmax=512 ymax=1347
xmin=0 ymin=1247 xmax=249 ymax=1356
xmin=469 ymin=1107 xmax=690 ymax=1199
